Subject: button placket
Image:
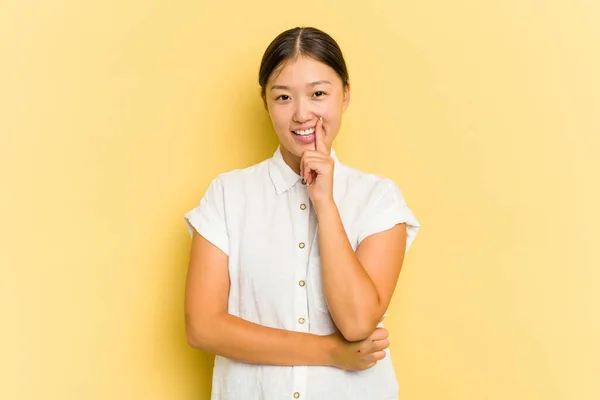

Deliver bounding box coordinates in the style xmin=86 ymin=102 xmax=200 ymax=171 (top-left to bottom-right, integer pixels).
xmin=295 ymin=232 xmax=308 ymax=328
xmin=290 ymin=187 xmax=309 ymax=400
xmin=291 ymin=187 xmax=310 ymax=334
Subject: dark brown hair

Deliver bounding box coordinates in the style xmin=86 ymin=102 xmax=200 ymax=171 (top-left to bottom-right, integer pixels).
xmin=258 ymin=27 xmax=350 ymax=100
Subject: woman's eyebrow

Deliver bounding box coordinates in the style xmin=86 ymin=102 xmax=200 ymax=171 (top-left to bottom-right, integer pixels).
xmin=270 ymin=80 xmax=332 ymax=91
xmin=308 ymin=80 xmax=332 ymax=86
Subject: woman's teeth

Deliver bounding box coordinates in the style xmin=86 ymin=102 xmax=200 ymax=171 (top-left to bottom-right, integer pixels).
xmin=293 ymin=127 xmax=315 ymax=136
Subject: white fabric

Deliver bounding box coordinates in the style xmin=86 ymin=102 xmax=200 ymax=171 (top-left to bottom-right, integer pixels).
xmin=184 ymin=146 xmax=420 ymax=400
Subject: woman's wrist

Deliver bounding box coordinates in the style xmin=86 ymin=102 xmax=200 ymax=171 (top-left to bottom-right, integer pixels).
xmin=320 ymin=332 xmax=341 ymax=367
xmin=313 ymin=198 xmax=337 ymax=220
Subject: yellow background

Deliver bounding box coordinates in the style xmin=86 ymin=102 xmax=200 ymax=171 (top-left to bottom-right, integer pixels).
xmin=1 ymin=0 xmax=598 ymax=399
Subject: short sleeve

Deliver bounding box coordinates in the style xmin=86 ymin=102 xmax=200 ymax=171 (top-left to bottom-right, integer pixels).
xmin=356 ymin=179 xmax=420 ymax=252
xmin=184 ymin=176 xmax=229 ymax=255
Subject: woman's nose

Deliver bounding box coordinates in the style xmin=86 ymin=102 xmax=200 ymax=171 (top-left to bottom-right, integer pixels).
xmin=293 ymin=98 xmax=312 ymax=123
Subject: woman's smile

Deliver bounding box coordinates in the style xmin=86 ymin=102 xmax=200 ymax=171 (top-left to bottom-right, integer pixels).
xmin=292 ymin=126 xmax=317 ymax=143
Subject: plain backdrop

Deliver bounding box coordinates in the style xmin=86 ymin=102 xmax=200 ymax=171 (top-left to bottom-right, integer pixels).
xmin=1 ymin=1 xmax=599 ymax=399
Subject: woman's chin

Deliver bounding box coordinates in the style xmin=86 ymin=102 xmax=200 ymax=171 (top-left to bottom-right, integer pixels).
xmin=280 ymin=140 xmax=310 ymax=156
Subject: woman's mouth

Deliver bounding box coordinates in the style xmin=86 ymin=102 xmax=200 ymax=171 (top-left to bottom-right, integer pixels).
xmin=292 ymin=127 xmax=316 ymax=143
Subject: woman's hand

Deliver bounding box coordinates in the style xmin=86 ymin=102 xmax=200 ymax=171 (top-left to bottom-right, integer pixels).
xmin=300 ymin=116 xmax=335 ymax=206
xmin=327 ymin=327 xmax=390 ymax=371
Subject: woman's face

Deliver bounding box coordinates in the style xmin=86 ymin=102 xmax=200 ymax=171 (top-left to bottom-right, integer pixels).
xmin=264 ymin=56 xmax=350 ymax=159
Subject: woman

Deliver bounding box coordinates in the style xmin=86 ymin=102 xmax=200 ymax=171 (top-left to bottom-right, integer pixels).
xmin=184 ymin=27 xmax=420 ymax=400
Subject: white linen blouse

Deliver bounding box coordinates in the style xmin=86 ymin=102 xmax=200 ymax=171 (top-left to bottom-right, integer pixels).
xmin=185 ymin=146 xmax=420 ymax=400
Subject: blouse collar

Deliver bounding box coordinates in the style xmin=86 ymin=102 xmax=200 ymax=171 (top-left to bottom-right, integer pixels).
xmin=268 ymin=145 xmax=340 ymax=195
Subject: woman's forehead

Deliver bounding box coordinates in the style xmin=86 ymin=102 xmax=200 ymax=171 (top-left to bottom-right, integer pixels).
xmin=268 ymin=57 xmax=340 ymax=88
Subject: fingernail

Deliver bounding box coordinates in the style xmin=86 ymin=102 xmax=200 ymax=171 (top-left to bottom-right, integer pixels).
xmin=319 ymin=116 xmax=323 ymax=121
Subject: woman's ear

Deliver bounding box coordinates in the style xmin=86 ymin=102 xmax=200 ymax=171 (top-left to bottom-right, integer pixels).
xmin=261 ymin=90 xmax=268 ymax=111
xmin=342 ymin=83 xmax=351 ymax=112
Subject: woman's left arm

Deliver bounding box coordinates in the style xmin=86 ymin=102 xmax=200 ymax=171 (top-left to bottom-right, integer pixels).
xmin=302 ymin=117 xmax=412 ymax=342
xmin=316 ymin=203 xmax=407 ymax=342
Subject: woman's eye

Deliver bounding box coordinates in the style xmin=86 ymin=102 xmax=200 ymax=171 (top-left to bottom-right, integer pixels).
xmin=313 ymin=91 xmax=325 ymax=97
xmin=276 ymin=95 xmax=290 ymax=101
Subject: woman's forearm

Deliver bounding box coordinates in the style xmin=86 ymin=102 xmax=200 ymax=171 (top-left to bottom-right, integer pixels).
xmin=316 ymin=200 xmax=382 ymax=342
xmin=187 ymin=312 xmax=336 ymax=366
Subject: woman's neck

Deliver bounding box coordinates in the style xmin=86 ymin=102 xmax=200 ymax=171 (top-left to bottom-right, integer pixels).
xmin=280 ymin=147 xmax=302 ymax=175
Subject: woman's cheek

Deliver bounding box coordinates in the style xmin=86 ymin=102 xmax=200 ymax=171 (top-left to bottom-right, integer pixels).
xmin=324 ymin=117 xmax=341 ymax=144
xmin=271 ymin=115 xmax=289 ymax=135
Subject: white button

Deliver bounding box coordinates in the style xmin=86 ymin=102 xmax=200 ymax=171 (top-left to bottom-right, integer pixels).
xmin=298 ymin=317 xmax=305 ymax=324
xmin=298 ymin=280 xmax=305 ymax=287
xmin=293 ymin=392 xmax=300 ymax=399
xmin=300 ymin=203 xmax=306 ymax=210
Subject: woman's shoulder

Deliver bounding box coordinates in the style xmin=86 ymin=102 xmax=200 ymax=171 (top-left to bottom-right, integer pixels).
xmin=337 ymin=162 xmax=401 ymax=196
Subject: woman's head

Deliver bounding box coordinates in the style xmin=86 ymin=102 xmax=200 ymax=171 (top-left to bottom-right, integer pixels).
xmin=259 ymin=27 xmax=350 ymax=162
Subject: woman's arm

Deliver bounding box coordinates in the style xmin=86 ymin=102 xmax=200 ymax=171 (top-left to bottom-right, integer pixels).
xmin=299 ymin=119 xmax=410 ymax=343
xmin=185 ymin=231 xmax=332 ymax=365
xmin=184 ymin=231 xmax=390 ymax=369
xmin=315 ymin=202 xmax=407 ymax=342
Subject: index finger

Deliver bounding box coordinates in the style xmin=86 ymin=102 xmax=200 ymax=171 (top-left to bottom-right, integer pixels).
xmin=315 ymin=116 xmax=327 ymax=154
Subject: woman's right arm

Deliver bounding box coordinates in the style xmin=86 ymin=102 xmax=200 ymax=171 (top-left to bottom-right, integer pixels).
xmin=184 ymin=231 xmax=388 ymax=369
